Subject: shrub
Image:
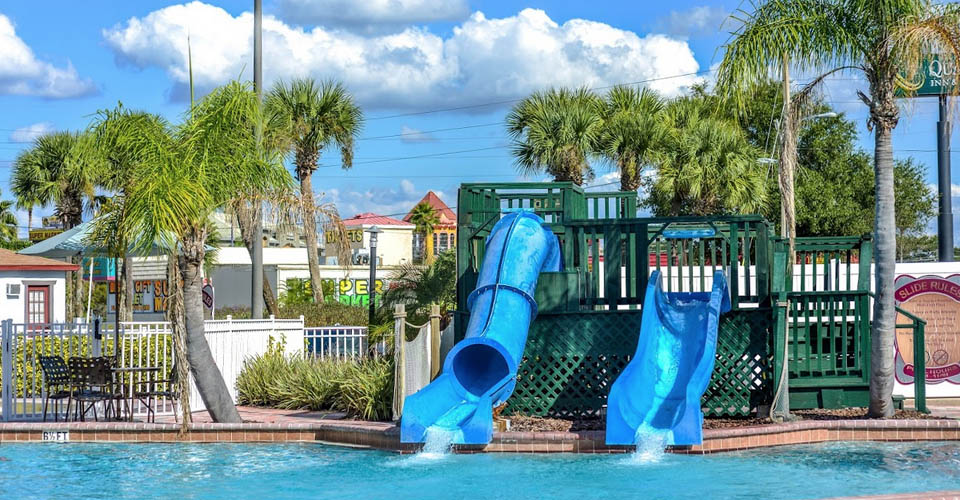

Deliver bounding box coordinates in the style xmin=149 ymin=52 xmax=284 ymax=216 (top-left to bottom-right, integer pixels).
xmin=233 ymin=339 xmax=287 ymax=406
xmin=377 ymin=249 xmax=455 ymax=325
xmin=215 ymin=302 xmax=368 ymax=326
xmin=336 ymin=359 xmax=394 ymax=421
xmin=281 ymin=302 xmax=368 ymax=327
xmin=236 ymin=351 xmax=394 ymax=421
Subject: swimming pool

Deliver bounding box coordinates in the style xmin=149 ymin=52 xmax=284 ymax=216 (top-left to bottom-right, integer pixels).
xmin=1 ymin=441 xmax=955 ymax=499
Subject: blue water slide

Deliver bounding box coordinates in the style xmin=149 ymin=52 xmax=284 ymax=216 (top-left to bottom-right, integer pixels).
xmin=401 ymin=210 xmax=561 ymax=445
xmin=606 ymin=269 xmax=730 ymax=446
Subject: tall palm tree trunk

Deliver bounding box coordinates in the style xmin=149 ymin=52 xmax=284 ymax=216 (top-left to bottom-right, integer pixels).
xmin=298 ymin=170 xmax=324 ymax=304
xmin=166 ymin=253 xmax=191 ymax=433
xmin=619 ymin=159 xmax=642 ymax=192
xmin=123 ymin=255 xmax=134 ymax=321
xmin=178 ymin=240 xmax=241 ymax=423
xmin=869 ymin=120 xmax=897 ymax=418
xmin=779 ymin=57 xmax=797 ymax=266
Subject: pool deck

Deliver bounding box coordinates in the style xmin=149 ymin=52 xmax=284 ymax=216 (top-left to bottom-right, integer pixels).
xmin=0 ymin=405 xmax=959 ymax=456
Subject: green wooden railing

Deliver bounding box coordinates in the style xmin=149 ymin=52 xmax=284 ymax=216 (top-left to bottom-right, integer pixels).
xmin=893 ymin=300 xmax=928 ymax=413
xmin=567 ymin=216 xmax=772 ymax=310
xmin=794 ymin=236 xmax=872 ymax=292
xmin=785 ymin=290 xmax=871 ymax=386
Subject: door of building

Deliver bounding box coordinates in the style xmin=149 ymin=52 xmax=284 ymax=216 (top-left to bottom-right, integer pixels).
xmin=26 ymin=285 xmax=50 ymax=325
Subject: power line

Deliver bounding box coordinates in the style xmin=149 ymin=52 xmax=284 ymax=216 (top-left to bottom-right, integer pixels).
xmin=365 ymin=69 xmax=715 ymax=121
xmin=316 ymin=145 xmax=510 ymax=168
xmin=358 ymin=122 xmax=502 ymax=140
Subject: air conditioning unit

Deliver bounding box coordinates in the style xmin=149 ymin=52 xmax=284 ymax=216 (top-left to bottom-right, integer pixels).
xmin=5 ymin=284 xmax=21 ymax=297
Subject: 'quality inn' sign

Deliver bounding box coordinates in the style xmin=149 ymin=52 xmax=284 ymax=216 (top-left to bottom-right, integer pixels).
xmin=894 ymin=275 xmax=960 ymax=384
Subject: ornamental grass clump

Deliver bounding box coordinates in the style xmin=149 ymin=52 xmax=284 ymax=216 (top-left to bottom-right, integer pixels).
xmin=236 ymin=352 xmax=394 ymax=421
xmin=234 ymin=342 xmax=288 ymax=407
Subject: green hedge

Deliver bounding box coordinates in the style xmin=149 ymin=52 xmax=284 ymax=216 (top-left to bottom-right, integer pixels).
xmin=217 ymin=302 xmax=369 ymax=327
xmin=4 ymin=335 xmax=174 ymax=398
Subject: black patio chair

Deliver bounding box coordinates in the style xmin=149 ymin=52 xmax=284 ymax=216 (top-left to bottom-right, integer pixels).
xmin=38 ymin=356 xmax=72 ymax=422
xmin=68 ymin=357 xmax=116 ymax=421
xmin=134 ymin=365 xmax=181 ymax=423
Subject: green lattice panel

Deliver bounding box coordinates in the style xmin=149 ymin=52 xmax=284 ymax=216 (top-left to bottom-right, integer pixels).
xmin=504 ymin=309 xmax=774 ymax=418
xmin=702 ymin=309 xmax=773 ymax=416
xmin=505 ymin=311 xmax=640 ymax=418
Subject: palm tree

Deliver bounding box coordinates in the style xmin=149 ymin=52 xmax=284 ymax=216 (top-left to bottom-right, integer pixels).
xmin=12 ymin=132 xmax=94 ymax=230
xmin=646 ymin=97 xmax=767 ymax=216
xmin=507 ymin=87 xmax=604 ymax=185
xmin=0 ymin=190 xmax=17 ymax=243
xmin=716 ymin=0 xmax=960 ymax=418
xmin=408 ymin=202 xmax=440 ymax=265
xmin=266 ymin=78 xmax=363 ymax=304
xmin=83 ymin=105 xmax=170 ymax=321
xmin=114 ymin=81 xmax=292 ymax=422
xmin=598 ymin=86 xmax=666 ymax=191
xmin=13 ymin=130 xmax=98 ymax=319
xmin=10 ymin=149 xmax=50 ymax=232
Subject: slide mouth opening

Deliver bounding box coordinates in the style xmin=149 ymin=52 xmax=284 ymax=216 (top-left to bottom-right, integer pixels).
xmin=452 ymin=344 xmax=510 ymax=398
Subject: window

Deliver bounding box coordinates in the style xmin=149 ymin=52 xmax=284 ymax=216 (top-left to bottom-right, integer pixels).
xmin=438 ymin=233 xmax=449 ymax=253
xmin=26 ymin=285 xmax=50 ymax=325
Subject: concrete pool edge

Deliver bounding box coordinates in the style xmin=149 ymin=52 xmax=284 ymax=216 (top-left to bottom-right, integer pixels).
xmin=0 ymin=418 xmax=957 ymax=454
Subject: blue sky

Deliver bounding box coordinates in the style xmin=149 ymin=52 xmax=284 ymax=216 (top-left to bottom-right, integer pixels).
xmin=0 ymin=0 xmax=957 ymax=239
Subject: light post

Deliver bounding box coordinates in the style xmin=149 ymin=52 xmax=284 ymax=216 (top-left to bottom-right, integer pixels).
xmin=366 ymin=226 xmax=382 ymax=325
xmin=250 ymin=0 xmax=264 ymax=318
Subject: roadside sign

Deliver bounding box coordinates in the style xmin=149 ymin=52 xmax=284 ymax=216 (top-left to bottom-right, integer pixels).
xmin=82 ymin=257 xmax=116 ymax=281
xmin=202 ymin=284 xmax=214 ymax=310
xmin=28 ymin=228 xmax=64 ymax=242
xmin=896 ymin=54 xmax=958 ymax=96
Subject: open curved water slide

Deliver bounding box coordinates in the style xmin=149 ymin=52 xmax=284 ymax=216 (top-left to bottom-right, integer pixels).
xmin=401 ymin=210 xmax=561 ymax=445
xmin=606 ymin=269 xmax=730 ymax=446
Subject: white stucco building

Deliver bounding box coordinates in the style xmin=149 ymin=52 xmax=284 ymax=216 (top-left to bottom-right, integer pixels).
xmin=0 ymin=248 xmax=78 ymax=324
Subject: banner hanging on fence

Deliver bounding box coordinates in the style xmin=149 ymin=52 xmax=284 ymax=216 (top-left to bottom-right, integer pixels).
xmin=894 ymin=274 xmax=960 ymax=385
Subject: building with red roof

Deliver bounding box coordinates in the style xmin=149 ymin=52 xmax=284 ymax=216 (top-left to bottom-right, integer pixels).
xmin=404 ymin=191 xmax=457 ymax=261
xmin=1 ymin=248 xmax=78 ymax=324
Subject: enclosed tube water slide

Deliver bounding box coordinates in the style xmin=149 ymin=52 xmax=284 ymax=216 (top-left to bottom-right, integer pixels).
xmin=401 ymin=210 xmax=561 ymax=445
xmin=606 ymin=270 xmax=730 ymax=446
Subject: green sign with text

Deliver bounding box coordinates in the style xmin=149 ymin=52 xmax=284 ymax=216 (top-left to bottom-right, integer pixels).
xmin=897 ymin=55 xmax=958 ymax=96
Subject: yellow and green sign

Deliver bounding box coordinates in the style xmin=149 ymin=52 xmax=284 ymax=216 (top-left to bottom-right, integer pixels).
xmin=28 ymin=228 xmax=64 ymax=242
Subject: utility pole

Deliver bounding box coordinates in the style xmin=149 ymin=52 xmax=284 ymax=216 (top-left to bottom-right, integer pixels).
xmin=937 ymin=94 xmax=954 ymax=262
xmin=251 ymin=0 xmax=265 ymax=318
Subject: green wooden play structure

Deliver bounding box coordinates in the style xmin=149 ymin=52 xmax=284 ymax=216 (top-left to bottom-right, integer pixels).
xmin=454 ymin=182 xmax=928 ymax=418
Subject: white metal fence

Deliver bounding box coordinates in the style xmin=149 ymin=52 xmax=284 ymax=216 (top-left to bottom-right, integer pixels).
xmin=0 ymin=315 xmax=305 ymax=421
xmin=304 ymin=326 xmax=370 ymax=360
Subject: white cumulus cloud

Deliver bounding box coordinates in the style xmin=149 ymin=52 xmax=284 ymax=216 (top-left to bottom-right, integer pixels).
xmin=655 ymin=6 xmax=729 ymax=39
xmin=9 ymin=122 xmax=55 ymax=143
xmin=330 ymin=180 xmax=447 ymax=218
xmin=0 ymin=14 xmax=96 ymax=98
xmin=102 ymin=3 xmax=702 ymax=108
xmin=277 ymin=0 xmax=469 ymax=32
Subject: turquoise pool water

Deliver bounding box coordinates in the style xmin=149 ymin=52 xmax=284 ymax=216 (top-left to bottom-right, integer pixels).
xmin=1 ymin=441 xmax=956 ymax=499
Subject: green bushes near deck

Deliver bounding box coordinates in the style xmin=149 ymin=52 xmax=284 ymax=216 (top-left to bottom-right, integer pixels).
xmin=235 ymin=343 xmax=393 ymax=421
xmin=216 ymin=302 xmax=369 ymax=327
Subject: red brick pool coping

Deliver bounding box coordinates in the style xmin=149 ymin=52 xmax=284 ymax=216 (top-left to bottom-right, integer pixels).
xmin=1 ymin=418 xmax=959 ymax=455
